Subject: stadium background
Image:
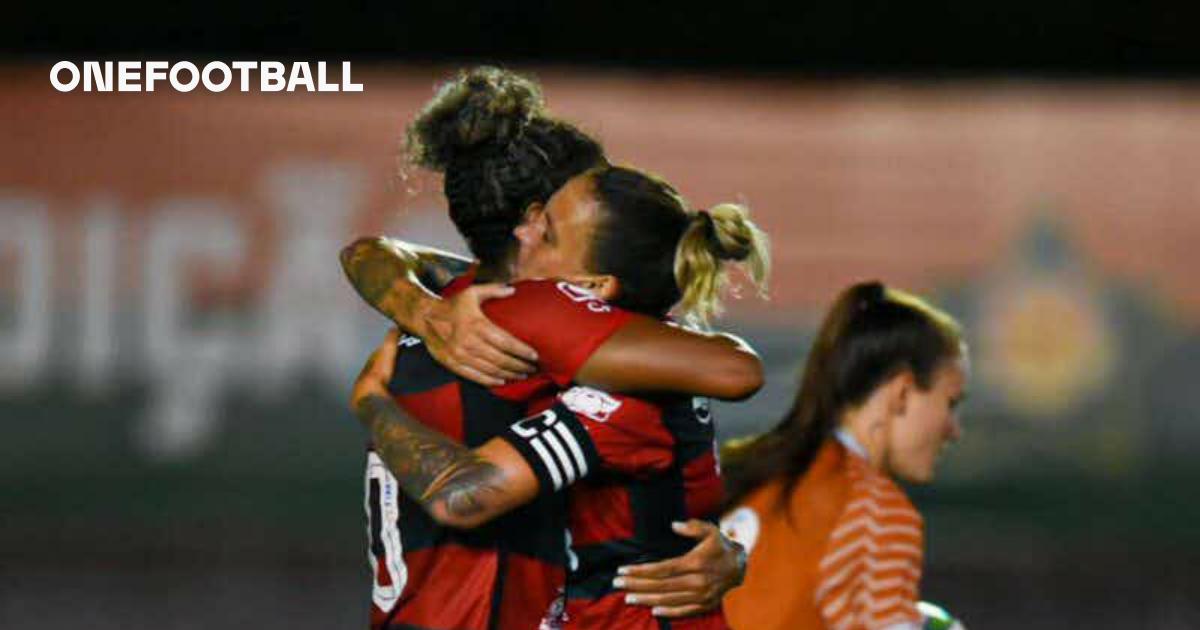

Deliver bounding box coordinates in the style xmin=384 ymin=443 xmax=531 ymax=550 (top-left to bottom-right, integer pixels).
xmin=3 ymin=3 xmax=1198 ymax=628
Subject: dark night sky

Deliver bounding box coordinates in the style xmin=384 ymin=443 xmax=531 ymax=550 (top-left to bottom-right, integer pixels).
xmin=4 ymin=0 xmax=1198 ymax=75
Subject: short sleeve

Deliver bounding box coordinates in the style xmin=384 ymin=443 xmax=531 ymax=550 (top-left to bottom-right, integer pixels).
xmin=482 ymin=280 xmax=634 ymax=386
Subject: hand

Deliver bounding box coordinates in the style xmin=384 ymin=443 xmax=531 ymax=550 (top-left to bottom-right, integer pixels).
xmin=420 ymin=283 xmax=538 ymax=387
xmin=350 ymin=328 xmax=402 ymax=415
xmin=613 ymin=520 xmax=747 ymax=618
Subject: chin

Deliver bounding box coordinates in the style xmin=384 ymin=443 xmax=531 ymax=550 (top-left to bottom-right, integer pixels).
xmin=896 ymin=466 xmax=936 ymax=485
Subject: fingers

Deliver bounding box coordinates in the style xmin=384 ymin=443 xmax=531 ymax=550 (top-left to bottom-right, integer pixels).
xmin=437 ymin=338 xmax=530 ymax=383
xmin=426 ymin=346 xmax=507 ymax=387
xmin=672 ymin=519 xmax=718 ymax=540
xmin=464 ymin=283 xmax=516 ymax=303
xmin=449 ymin=363 xmax=505 ymax=388
xmin=621 ymin=589 xmax=707 ymax=609
xmin=460 ymin=285 xmax=538 ymax=363
xmin=645 ymin=604 xmax=707 ymax=619
xmin=479 ymin=325 xmax=539 ymax=365
xmin=469 ymin=343 xmax=534 ymax=381
xmin=613 ymin=573 xmax=704 ymax=595
xmin=619 ymin=521 xmax=723 ymax=579
xmin=617 ymin=557 xmax=689 ymax=580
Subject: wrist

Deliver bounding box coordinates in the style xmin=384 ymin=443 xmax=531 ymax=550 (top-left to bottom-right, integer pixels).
xmin=723 ymin=533 xmax=748 ymax=586
xmin=407 ymin=292 xmax=442 ymax=336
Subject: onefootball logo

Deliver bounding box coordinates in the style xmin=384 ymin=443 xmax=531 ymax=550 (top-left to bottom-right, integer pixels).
xmin=50 ymin=61 xmax=364 ymax=93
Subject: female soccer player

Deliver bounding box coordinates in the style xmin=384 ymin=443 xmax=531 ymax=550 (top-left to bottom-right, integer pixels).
xmin=719 ymin=281 xmax=970 ymax=630
xmin=351 ymin=166 xmax=768 ymax=630
xmin=346 ymin=67 xmax=764 ymax=630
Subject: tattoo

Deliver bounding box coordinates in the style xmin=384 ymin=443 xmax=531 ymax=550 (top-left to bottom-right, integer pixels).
xmin=340 ymin=238 xmax=419 ymax=324
xmin=340 ymin=237 xmax=474 ymax=332
xmin=355 ymin=394 xmax=505 ymax=522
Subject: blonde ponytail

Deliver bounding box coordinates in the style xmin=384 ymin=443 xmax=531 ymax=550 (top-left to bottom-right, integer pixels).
xmin=673 ymin=203 xmax=770 ymax=326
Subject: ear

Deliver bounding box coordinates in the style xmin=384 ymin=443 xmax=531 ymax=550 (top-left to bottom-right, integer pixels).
xmin=883 ymin=369 xmax=915 ymax=419
xmin=522 ymin=201 xmax=544 ymax=219
xmin=561 ymin=273 xmax=620 ymax=301
xmin=513 ymin=203 xmax=545 ymax=241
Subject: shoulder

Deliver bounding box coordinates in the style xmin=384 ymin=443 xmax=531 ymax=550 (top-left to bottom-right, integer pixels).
xmin=482 ymin=280 xmax=633 ymax=353
xmin=504 ymin=279 xmax=623 ymax=314
xmin=841 ymin=455 xmax=922 ymax=527
xmin=819 ymin=456 xmax=923 ymax=574
xmin=784 ymin=441 xmax=854 ymax=521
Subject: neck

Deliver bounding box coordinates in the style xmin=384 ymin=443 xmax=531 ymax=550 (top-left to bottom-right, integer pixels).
xmin=474 ymin=264 xmax=511 ymax=283
xmin=837 ymin=407 xmax=886 ymax=472
xmin=474 ymin=250 xmax=517 ymax=283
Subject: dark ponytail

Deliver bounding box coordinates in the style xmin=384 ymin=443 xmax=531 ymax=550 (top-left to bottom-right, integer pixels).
xmin=405 ymin=66 xmax=606 ymax=269
xmin=723 ymin=281 xmax=963 ymax=511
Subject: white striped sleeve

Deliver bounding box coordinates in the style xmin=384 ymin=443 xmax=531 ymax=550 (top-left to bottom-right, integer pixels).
xmin=499 ymin=402 xmax=600 ymax=494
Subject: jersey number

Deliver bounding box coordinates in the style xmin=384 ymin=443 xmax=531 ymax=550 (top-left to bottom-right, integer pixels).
xmin=365 ymin=452 xmax=408 ymax=611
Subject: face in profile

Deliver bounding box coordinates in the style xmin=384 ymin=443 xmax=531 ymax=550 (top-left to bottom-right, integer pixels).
xmin=885 ymin=352 xmax=969 ymax=484
xmin=511 ymin=174 xmax=602 ymax=281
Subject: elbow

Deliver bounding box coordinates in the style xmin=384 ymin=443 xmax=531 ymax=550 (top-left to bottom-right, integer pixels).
xmin=710 ymin=352 xmax=764 ymax=401
xmin=339 ymin=236 xmax=379 ymax=275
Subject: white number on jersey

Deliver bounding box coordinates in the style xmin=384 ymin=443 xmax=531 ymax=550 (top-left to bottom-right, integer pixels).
xmin=365 ymin=452 xmax=408 ymax=611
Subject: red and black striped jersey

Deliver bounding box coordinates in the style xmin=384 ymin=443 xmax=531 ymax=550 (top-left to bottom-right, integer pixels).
xmin=364 ymin=278 xmax=634 ymax=630
xmin=477 ymin=283 xmax=729 ymax=629
xmin=497 ymin=388 xmax=729 ymax=630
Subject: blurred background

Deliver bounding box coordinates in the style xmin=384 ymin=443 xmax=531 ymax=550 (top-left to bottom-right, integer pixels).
xmin=3 ymin=2 xmax=1199 ymax=628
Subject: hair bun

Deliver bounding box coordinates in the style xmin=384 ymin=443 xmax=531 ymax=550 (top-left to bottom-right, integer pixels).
xmin=701 ymin=204 xmax=758 ymax=261
xmin=852 ymin=281 xmax=887 ymax=310
xmin=407 ymin=66 xmax=547 ymax=171
xmin=672 ymin=201 xmax=770 ymax=325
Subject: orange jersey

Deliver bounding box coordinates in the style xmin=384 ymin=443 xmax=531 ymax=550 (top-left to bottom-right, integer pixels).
xmin=722 ymin=439 xmax=924 ymax=630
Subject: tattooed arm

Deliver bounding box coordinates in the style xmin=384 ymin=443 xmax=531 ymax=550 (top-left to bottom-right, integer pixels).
xmin=340 ymin=236 xmax=537 ymax=386
xmin=351 ymin=329 xmax=539 ymax=529
xmin=356 ymin=394 xmax=537 ymax=528
xmin=338 ymin=236 xmax=471 ymax=327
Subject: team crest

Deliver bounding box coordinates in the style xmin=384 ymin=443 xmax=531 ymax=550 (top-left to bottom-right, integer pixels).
xmin=719 ymin=507 xmax=762 ymax=553
xmin=561 ymin=386 xmax=622 ymax=422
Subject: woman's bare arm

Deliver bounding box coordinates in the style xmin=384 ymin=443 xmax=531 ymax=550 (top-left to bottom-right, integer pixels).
xmin=340 ymin=236 xmax=537 ymax=385
xmin=339 ymin=236 xmax=471 ymax=326
xmin=351 ymin=329 xmax=539 ymax=529
xmin=353 ymin=329 xmax=747 ymax=615
xmin=342 ymin=238 xmax=764 ymax=400
xmin=576 ymin=316 xmax=764 ymax=401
